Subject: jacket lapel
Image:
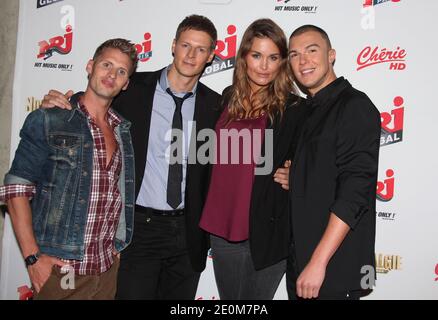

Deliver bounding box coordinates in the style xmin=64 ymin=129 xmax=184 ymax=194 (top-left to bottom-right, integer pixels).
xmin=268 ymin=96 xmax=301 ymax=170
xmin=130 ymin=70 xmax=162 ymax=196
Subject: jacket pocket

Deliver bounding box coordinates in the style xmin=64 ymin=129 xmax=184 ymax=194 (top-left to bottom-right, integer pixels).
xmin=48 ymin=134 xmax=82 ymax=169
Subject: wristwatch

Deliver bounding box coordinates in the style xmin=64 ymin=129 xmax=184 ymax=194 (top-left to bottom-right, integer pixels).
xmin=24 ymin=252 xmax=41 ymax=267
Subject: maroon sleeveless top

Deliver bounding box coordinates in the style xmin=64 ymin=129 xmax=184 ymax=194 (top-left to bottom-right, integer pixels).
xmin=199 ymin=108 xmax=267 ymax=241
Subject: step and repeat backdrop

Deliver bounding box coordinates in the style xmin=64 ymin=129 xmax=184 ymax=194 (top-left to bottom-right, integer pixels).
xmin=1 ymin=0 xmax=437 ymax=300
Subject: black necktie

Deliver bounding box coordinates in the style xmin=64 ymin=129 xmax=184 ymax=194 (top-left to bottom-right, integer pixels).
xmin=166 ymin=88 xmax=192 ymax=209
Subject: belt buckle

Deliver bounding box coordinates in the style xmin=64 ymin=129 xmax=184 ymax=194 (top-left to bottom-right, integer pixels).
xmin=153 ymin=209 xmax=183 ymax=216
xmin=167 ymin=209 xmax=183 ymax=216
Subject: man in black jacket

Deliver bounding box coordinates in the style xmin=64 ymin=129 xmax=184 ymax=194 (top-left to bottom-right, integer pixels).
xmin=112 ymin=15 xmax=221 ymax=300
xmin=286 ymin=25 xmax=381 ymax=300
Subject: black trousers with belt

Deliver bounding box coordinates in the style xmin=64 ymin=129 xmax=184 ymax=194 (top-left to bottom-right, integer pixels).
xmin=115 ymin=206 xmax=201 ymax=300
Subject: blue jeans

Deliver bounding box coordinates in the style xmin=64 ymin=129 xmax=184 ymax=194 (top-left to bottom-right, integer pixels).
xmin=210 ymin=234 xmax=286 ymax=300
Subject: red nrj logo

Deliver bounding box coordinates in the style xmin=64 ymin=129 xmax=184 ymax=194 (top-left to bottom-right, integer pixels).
xmin=203 ymin=24 xmax=237 ymax=77
xmin=37 ymin=25 xmax=73 ymax=60
xmin=381 ymin=96 xmax=404 ymax=134
xmin=214 ymin=25 xmax=237 ymax=61
xmin=435 ymin=264 xmax=438 ymax=281
xmin=380 ymin=96 xmax=405 ymax=146
xmin=357 ymin=46 xmax=406 ymax=71
xmin=135 ymin=32 xmax=152 ymax=62
xmin=18 ymin=285 xmax=33 ymax=300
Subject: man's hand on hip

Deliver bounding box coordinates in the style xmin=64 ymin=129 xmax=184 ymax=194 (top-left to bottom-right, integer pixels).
xmin=28 ymin=254 xmax=68 ymax=293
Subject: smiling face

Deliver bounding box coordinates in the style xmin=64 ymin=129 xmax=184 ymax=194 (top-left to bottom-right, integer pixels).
xmin=288 ymin=30 xmax=337 ymax=96
xmin=245 ymin=37 xmax=282 ymax=92
xmin=86 ymin=47 xmax=131 ymax=101
xmin=171 ymin=29 xmax=215 ymax=79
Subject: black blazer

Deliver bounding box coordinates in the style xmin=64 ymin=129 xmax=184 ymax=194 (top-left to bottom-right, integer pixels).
xmin=112 ymin=69 xmax=222 ymax=272
xmin=290 ymin=78 xmax=381 ymax=295
xmin=221 ymin=87 xmax=309 ymax=270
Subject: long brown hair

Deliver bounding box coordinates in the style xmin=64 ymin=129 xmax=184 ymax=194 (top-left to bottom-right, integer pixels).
xmin=227 ymin=18 xmax=296 ymax=124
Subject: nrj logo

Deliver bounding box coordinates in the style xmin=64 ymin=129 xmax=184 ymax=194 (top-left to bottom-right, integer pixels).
xmin=34 ymin=5 xmax=74 ymax=71
xmin=37 ymin=25 xmax=73 ymax=60
xmin=377 ymin=169 xmax=395 ymax=202
xmin=363 ymin=0 xmax=400 ymax=7
xmin=17 ymin=285 xmax=33 ymax=300
xmin=357 ymin=46 xmax=406 ymax=71
xmin=203 ymin=25 xmax=236 ymax=77
xmin=435 ymin=263 xmax=438 ymax=281
xmin=380 ymin=96 xmax=405 ymax=147
xmin=135 ymin=32 xmax=152 ymax=63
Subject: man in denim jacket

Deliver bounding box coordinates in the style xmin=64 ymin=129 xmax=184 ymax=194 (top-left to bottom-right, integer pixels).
xmin=0 ymin=39 xmax=137 ymax=299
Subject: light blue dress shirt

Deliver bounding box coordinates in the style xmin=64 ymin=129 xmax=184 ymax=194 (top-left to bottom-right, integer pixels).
xmin=136 ymin=66 xmax=197 ymax=210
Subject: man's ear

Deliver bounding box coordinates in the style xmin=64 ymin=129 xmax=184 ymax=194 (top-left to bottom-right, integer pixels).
xmin=171 ymin=39 xmax=176 ymax=57
xmin=207 ymin=49 xmax=215 ymax=64
xmin=329 ymin=49 xmax=336 ymax=66
xmin=122 ymin=79 xmax=130 ymax=91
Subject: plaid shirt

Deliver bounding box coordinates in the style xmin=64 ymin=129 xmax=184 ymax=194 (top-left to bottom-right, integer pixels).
xmin=0 ymin=185 xmax=35 ymax=202
xmin=0 ymin=103 xmax=123 ymax=275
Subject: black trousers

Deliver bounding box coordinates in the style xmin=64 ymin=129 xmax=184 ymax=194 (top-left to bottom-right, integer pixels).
xmin=116 ymin=210 xmax=200 ymax=300
xmin=286 ymin=243 xmax=362 ymax=300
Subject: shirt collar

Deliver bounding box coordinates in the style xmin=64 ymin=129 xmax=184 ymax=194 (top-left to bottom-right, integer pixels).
xmin=78 ymin=95 xmax=121 ymax=129
xmin=306 ymin=77 xmax=350 ymax=109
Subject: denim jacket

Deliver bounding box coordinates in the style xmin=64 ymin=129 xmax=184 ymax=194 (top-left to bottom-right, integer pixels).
xmin=4 ymin=93 xmax=135 ymax=260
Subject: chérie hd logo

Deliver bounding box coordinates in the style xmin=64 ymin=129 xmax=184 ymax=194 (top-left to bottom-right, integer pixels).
xmin=357 ymin=45 xmax=407 ymax=71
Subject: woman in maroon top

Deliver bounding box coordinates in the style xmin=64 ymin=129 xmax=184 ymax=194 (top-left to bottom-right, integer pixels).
xmin=199 ymin=19 xmax=307 ymax=299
